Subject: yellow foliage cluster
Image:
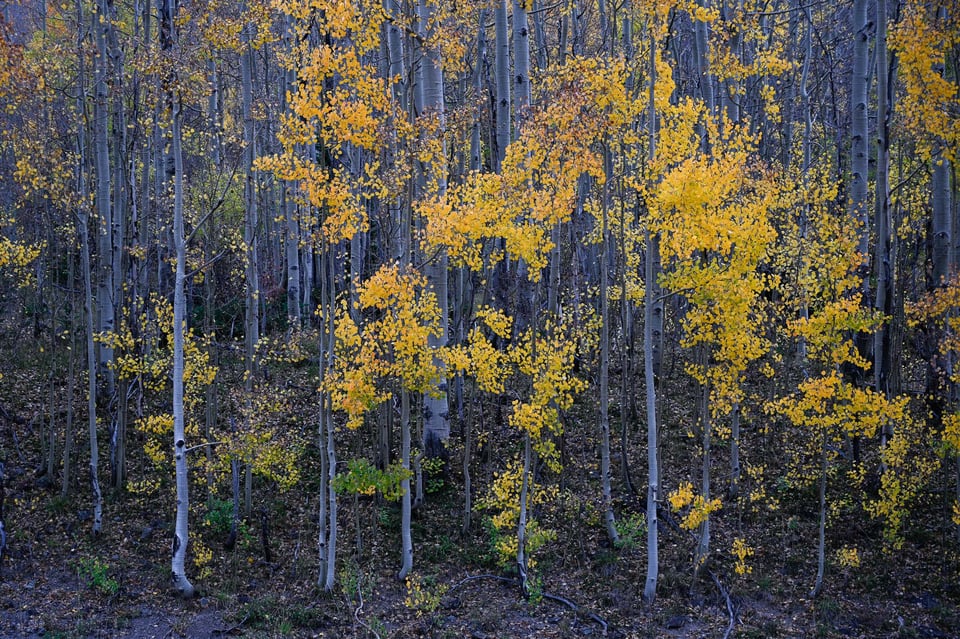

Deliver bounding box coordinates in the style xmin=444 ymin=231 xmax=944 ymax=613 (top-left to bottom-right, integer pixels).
xmin=772 ymin=370 xmax=908 ymax=442
xmin=424 ymin=58 xmax=629 ymax=277
xmin=192 ymin=540 xmax=214 ymax=580
xmin=477 ymin=460 xmax=558 ymax=569
xmin=0 ymin=230 xmax=42 ymax=288
xmin=731 ymin=537 xmax=755 ymax=576
xmin=326 ymin=265 xmax=442 ymax=430
xmin=652 ymin=116 xmax=779 ymax=417
xmin=836 ymin=546 xmax=860 ymax=569
xmin=889 ymin=0 xmax=960 ymax=162
xmin=404 ymin=573 xmax=449 ymax=617
xmin=263 ymin=0 xmax=394 ymax=246
xmin=867 ymin=414 xmax=940 ymax=549
xmin=668 ymin=481 xmax=722 ymax=531
xmin=98 ymin=296 xmax=217 ymax=466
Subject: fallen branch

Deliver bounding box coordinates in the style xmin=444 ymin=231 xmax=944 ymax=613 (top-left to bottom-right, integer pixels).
xmin=212 ymin=612 xmax=249 ymax=636
xmin=661 ymin=506 xmax=739 ymax=637
xmin=353 ymin=573 xmax=381 ymax=639
xmin=0 ymin=404 xmax=26 ymax=425
xmin=447 ymin=573 xmax=608 ymax=635
xmin=710 ymin=571 xmax=739 ymax=639
xmin=541 ymin=591 xmax=608 ymax=635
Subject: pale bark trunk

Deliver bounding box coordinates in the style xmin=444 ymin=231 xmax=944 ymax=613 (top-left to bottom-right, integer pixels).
xmin=494 ymin=0 xmax=511 ymax=171
xmin=512 ymin=0 xmax=531 ymax=114
xmin=170 ymin=81 xmax=194 ymax=599
xmin=317 ymin=251 xmax=330 ymax=587
xmin=729 ymin=403 xmax=740 ymax=498
xmin=242 ymin=24 xmax=260 ymax=517
xmin=600 ymin=145 xmax=619 ymax=545
xmin=470 ymin=9 xmax=486 ymax=174
xmin=62 ymin=247 xmax=77 ymax=498
xmin=161 ymin=0 xmax=194 ymax=597
xmin=694 ymin=0 xmax=715 ymax=116
xmin=94 ymin=0 xmax=115 ymax=396
xmin=694 ymin=372 xmax=711 ymax=582
xmin=933 ymin=154 xmax=953 ymax=286
xmin=398 ymin=389 xmax=413 ymax=579
xmin=531 ymin=0 xmax=548 ymax=69
xmin=643 ymin=231 xmax=660 ymax=602
xmin=642 ymin=28 xmax=660 ymax=603
xmin=319 ymin=248 xmax=337 ymax=591
xmin=517 ymin=433 xmax=532 ymax=597
xmin=874 ymin=0 xmax=893 ymax=438
xmin=283 ymin=16 xmax=301 ymax=329
xmin=811 ymin=433 xmax=827 ymax=598
xmin=323 ymin=360 xmax=337 ymax=590
xmin=81 ymin=213 xmax=103 ymax=537
xmin=418 ymin=0 xmax=450 ymax=459
xmin=77 ymin=0 xmax=102 ymax=534
xmin=851 ymin=0 xmax=870 ymax=297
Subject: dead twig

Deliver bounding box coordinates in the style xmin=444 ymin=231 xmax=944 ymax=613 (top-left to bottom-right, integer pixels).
xmin=711 ymin=571 xmax=739 ymax=639
xmin=212 ymin=612 xmax=249 ymax=636
xmin=353 ymin=573 xmax=381 ymax=639
xmin=447 ymin=573 xmax=609 ymax=635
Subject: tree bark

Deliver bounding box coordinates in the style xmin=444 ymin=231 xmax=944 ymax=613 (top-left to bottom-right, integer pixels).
xmin=418 ymin=0 xmax=450 ymax=460
xmin=241 ymin=17 xmax=261 ymax=517
xmin=600 ymin=143 xmax=619 ymax=545
xmin=494 ymin=0 xmax=511 ymax=171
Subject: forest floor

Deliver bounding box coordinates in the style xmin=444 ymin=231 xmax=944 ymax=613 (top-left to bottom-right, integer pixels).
xmin=1 ymin=338 xmax=959 ymax=639
xmin=2 ymin=428 xmax=959 ymax=639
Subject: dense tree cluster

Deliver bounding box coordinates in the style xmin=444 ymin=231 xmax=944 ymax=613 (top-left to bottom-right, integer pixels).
xmin=0 ymin=0 xmax=957 ymax=611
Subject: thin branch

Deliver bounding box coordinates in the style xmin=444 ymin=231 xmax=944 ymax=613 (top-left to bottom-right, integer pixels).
xmin=710 ymin=571 xmax=738 ymax=639
xmin=446 ymin=574 xmax=609 ymax=634
xmin=353 ymin=573 xmax=381 ymax=639
xmin=184 ymin=441 xmax=227 ymax=453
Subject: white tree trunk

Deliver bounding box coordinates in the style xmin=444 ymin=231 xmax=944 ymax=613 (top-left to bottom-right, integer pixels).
xmin=170 ymin=81 xmax=195 ymax=600
xmin=94 ymin=0 xmax=115 ymax=396
xmin=642 ymin=28 xmax=660 ymax=602
xmin=418 ymin=0 xmax=450 ymax=458
xmin=494 ymin=0 xmax=511 ymax=170
xmin=851 ymin=0 xmax=871 ymax=291
xmin=161 ymin=0 xmax=194 ymax=598
xmin=398 ymin=388 xmax=413 ymax=579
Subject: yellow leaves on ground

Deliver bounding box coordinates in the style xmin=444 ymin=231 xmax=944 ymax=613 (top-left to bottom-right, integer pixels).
xmin=836 ymin=546 xmax=861 ymax=569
